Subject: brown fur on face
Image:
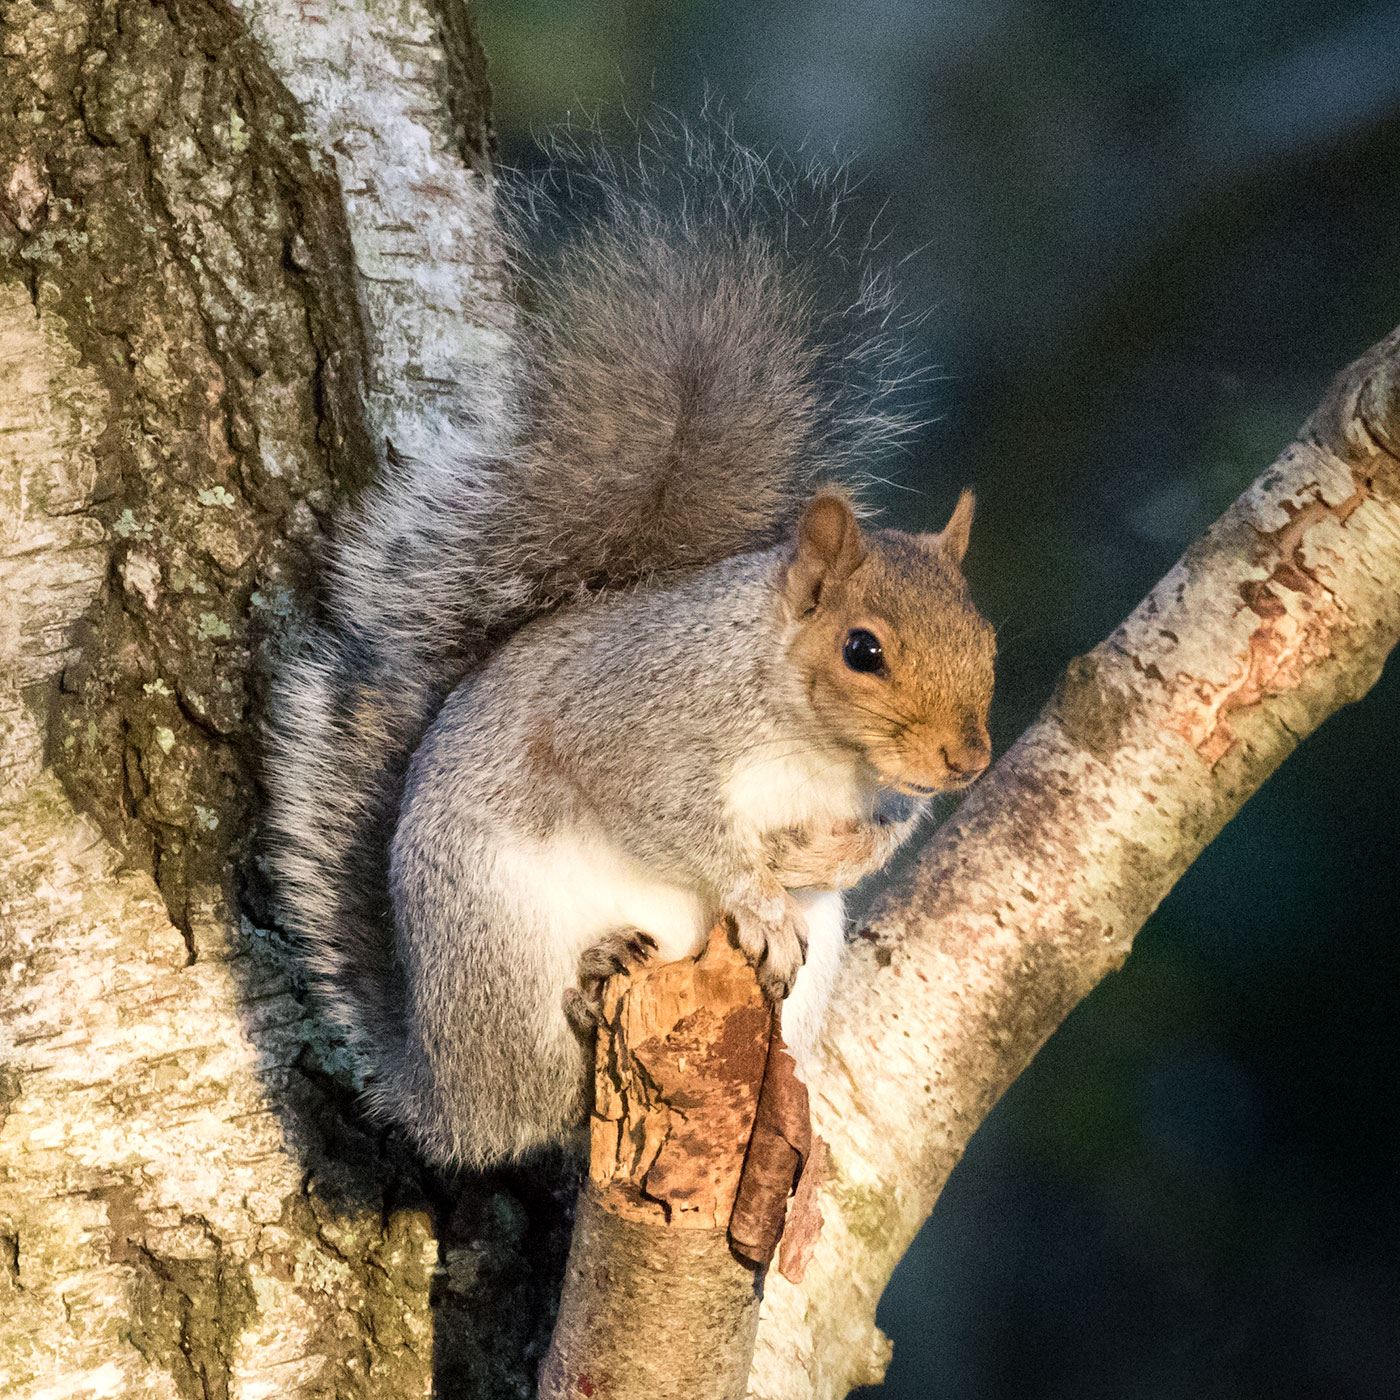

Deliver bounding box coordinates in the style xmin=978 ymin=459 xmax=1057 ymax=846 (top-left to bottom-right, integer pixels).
xmin=784 ymin=492 xmax=995 ymax=794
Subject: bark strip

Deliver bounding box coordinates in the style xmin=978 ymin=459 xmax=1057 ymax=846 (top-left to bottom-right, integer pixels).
xmin=729 ymin=1019 xmax=814 ymax=1269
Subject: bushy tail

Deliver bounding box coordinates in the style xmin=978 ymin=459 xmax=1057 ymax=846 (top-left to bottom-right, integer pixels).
xmin=264 ymin=117 xmax=923 ymax=1083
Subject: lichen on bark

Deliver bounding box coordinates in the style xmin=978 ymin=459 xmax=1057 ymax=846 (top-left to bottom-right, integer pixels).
xmin=1 ymin=0 xmax=558 ymax=1394
xmin=2 ymin=0 xmax=374 ymax=939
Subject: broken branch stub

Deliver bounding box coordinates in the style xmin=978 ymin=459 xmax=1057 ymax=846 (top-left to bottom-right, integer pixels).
xmin=590 ymin=923 xmax=770 ymax=1227
xmin=539 ymin=923 xmax=818 ymax=1399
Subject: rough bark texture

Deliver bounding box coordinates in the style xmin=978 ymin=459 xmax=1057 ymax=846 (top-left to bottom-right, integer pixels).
xmin=542 ymin=926 xmax=815 ymax=1400
xmin=586 ymin=925 xmax=771 ymax=1232
xmin=745 ymin=330 xmax=1400 ymax=1398
xmin=0 ymin=1 xmax=565 ymax=1396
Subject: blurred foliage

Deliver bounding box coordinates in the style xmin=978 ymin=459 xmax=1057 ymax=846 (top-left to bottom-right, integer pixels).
xmin=473 ymin=1 xmax=1400 ymax=1395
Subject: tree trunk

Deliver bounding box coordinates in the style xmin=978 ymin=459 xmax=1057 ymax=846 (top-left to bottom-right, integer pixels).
xmin=0 ymin=1 xmax=559 ymax=1395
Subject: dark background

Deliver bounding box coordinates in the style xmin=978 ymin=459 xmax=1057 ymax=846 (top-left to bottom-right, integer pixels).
xmin=471 ymin=4 xmax=1400 ymax=1396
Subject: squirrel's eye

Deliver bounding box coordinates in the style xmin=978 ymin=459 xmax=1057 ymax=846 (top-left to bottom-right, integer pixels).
xmin=843 ymin=629 xmax=885 ymax=675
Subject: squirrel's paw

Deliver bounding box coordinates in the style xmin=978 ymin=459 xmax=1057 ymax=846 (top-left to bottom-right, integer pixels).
xmin=732 ymin=895 xmax=809 ymax=1001
xmin=564 ymin=927 xmax=659 ymax=1034
xmin=765 ymin=819 xmax=889 ymax=889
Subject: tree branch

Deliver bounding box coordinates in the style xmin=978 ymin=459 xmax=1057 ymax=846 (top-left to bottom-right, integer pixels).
xmin=748 ymin=329 xmax=1400 ymax=1397
xmin=535 ymin=329 xmax=1400 ymax=1398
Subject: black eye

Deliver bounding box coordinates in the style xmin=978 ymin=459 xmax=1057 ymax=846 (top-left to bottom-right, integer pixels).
xmin=843 ymin=629 xmax=885 ymax=675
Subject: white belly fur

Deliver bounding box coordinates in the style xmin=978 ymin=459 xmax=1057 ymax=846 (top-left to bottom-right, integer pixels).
xmin=503 ymin=753 xmax=855 ymax=1057
xmin=724 ymin=742 xmax=869 ymax=840
xmin=522 ymin=828 xmax=715 ymax=965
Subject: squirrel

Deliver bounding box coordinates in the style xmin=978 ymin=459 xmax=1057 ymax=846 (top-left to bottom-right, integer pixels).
xmin=264 ymin=123 xmax=996 ymax=1170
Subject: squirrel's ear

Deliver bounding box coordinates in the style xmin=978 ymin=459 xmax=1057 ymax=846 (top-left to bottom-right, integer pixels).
xmin=923 ymin=488 xmax=975 ymax=567
xmin=787 ymin=493 xmax=865 ymax=614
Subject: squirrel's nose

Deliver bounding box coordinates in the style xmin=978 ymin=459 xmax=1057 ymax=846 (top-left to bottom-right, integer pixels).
xmin=941 ymin=739 xmax=990 ymax=782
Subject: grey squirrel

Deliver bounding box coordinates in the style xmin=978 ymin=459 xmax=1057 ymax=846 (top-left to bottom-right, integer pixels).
xmin=265 ymin=126 xmax=996 ymax=1170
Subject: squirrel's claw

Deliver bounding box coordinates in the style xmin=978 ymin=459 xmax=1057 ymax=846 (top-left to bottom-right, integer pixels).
xmin=732 ymin=898 xmax=809 ymax=1002
xmin=566 ymin=928 xmax=659 ymax=1035
xmin=578 ymin=927 xmax=658 ymax=984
